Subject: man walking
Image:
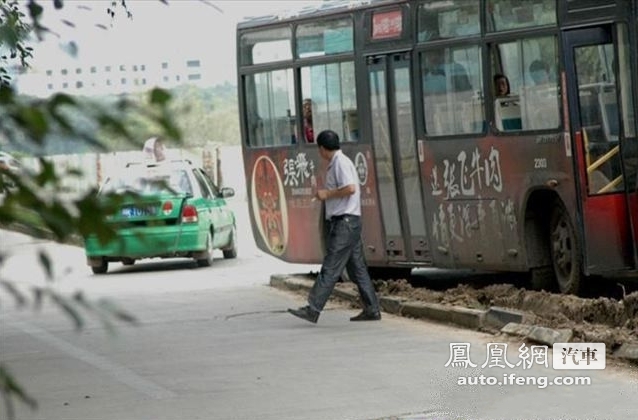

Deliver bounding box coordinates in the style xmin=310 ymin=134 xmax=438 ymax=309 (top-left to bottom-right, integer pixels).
xmin=288 ymin=130 xmax=381 ymax=324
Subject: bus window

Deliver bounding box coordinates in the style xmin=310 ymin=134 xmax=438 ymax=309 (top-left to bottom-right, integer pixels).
xmin=421 ymin=46 xmax=484 ymax=136
xmin=487 ymin=0 xmax=556 ymax=32
xmin=617 ymin=24 xmax=636 ymax=139
xmin=417 ymin=1 xmax=480 ymax=41
xmin=239 ymin=26 xmax=292 ymax=66
xmin=244 ymin=69 xmax=296 ymax=147
xmin=574 ymin=43 xmax=623 ymax=194
xmin=491 ymin=36 xmax=560 ymax=131
xmin=296 ymin=17 xmax=353 ymax=58
xmin=617 ymin=23 xmax=637 ymax=193
xmin=301 ymin=61 xmax=357 ymax=142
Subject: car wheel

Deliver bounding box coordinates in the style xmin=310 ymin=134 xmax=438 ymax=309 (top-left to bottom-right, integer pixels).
xmin=196 ymin=231 xmax=214 ymax=267
xmin=91 ymin=258 xmax=108 ymax=275
xmin=223 ymin=225 xmax=238 ymax=259
xmin=550 ymin=202 xmax=582 ymax=295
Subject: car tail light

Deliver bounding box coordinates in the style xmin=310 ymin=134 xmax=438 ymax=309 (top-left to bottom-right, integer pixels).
xmin=181 ymin=204 xmax=198 ymax=223
xmin=161 ymin=201 xmax=173 ymax=216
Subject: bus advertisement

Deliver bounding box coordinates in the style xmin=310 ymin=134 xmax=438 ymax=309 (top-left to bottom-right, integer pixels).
xmin=236 ymin=0 xmax=638 ymax=294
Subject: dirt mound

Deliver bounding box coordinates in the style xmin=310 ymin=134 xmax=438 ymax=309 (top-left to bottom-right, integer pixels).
xmin=371 ymin=279 xmax=638 ymax=347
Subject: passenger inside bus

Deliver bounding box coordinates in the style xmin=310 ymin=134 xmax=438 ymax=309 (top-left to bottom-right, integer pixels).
xmin=493 ymin=73 xmax=521 ymax=131
xmin=303 ymin=98 xmax=314 ymax=143
xmin=529 ymin=60 xmax=551 ymax=85
xmin=522 ymin=59 xmax=560 ymax=130
xmin=493 ymin=73 xmax=510 ymax=97
xmin=423 ymin=49 xmax=472 ymax=93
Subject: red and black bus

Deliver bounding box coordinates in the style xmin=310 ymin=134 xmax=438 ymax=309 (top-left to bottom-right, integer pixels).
xmin=236 ymin=0 xmax=638 ymax=294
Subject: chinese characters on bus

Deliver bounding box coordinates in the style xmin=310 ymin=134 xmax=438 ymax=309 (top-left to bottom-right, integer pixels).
xmin=429 ymin=146 xmax=517 ymax=246
xmin=431 ymin=146 xmax=503 ymax=198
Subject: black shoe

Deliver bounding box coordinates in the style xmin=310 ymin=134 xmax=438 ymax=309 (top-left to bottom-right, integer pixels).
xmin=350 ymin=311 xmax=382 ymax=321
xmin=288 ymin=306 xmax=319 ymax=324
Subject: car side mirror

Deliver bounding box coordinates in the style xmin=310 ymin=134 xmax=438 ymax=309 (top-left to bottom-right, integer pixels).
xmin=221 ymin=187 xmax=235 ymax=198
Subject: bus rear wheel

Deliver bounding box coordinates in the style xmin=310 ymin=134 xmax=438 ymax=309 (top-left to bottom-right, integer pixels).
xmin=549 ymin=202 xmax=582 ymax=295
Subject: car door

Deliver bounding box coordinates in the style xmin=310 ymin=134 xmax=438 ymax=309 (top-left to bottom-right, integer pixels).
xmin=194 ymin=169 xmax=233 ymax=247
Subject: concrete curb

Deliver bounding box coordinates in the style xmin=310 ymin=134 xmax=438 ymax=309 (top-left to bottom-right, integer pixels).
xmin=501 ymin=322 xmax=573 ymax=346
xmin=270 ymin=274 xmax=497 ymax=331
xmin=401 ymin=301 xmax=484 ymax=330
xmin=484 ymin=306 xmax=525 ymax=330
xmin=269 ymin=274 xmax=638 ymax=363
xmin=614 ymin=343 xmax=638 ymax=361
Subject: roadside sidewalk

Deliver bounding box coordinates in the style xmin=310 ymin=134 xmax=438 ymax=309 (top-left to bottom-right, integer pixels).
xmin=270 ymin=273 xmax=638 ymax=365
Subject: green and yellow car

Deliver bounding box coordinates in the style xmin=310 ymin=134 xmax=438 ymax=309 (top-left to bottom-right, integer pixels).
xmin=84 ymin=159 xmax=237 ymax=274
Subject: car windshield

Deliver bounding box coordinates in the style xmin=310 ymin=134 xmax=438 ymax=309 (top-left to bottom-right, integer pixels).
xmin=101 ymin=165 xmax=193 ymax=196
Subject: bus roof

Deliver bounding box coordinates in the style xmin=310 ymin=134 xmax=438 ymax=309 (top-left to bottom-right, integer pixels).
xmin=236 ymin=0 xmax=397 ymax=30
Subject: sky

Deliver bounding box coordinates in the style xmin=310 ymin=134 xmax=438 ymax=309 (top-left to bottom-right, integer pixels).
xmin=26 ymin=0 xmax=325 ymax=85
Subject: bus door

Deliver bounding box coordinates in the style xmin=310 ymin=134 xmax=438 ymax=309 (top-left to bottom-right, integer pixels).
xmin=367 ymin=53 xmax=430 ymax=263
xmin=563 ymin=26 xmax=638 ymax=273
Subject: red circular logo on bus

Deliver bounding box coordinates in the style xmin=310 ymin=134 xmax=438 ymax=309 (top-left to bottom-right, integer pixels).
xmin=251 ymin=156 xmax=288 ymax=256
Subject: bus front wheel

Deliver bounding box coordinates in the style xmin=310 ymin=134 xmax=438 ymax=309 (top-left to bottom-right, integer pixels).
xmin=549 ymin=202 xmax=582 ymax=295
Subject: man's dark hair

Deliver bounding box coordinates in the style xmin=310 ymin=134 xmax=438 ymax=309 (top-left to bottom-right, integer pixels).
xmin=316 ymin=129 xmax=340 ymax=151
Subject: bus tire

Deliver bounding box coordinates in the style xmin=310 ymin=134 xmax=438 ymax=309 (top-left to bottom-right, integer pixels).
xmin=549 ymin=201 xmax=582 ymax=295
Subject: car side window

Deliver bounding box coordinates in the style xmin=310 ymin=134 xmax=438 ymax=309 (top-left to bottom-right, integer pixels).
xmin=197 ymin=169 xmax=221 ymax=197
xmin=193 ymin=169 xmax=220 ymax=198
xmin=193 ymin=170 xmax=213 ymax=199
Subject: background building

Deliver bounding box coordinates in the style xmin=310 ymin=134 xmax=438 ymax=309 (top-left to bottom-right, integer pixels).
xmin=15 ymin=56 xmax=207 ymax=97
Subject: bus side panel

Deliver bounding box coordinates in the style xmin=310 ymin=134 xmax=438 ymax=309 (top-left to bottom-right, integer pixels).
xmin=420 ymin=134 xmax=576 ymax=272
xmin=243 ymin=146 xmax=386 ymax=266
xmin=581 ymin=194 xmax=633 ymax=272
xmin=245 ymin=148 xmax=323 ymax=263
xmin=342 ymin=145 xmax=387 ymax=267
xmin=573 ymin=132 xmax=635 ymax=274
xmin=419 ymin=138 xmax=512 ymax=269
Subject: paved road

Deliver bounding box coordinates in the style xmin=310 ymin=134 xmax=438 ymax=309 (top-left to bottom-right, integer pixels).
xmin=1 ymin=201 xmax=638 ymax=420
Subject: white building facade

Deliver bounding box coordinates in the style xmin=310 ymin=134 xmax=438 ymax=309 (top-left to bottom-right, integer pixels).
xmin=15 ymin=56 xmax=208 ymax=98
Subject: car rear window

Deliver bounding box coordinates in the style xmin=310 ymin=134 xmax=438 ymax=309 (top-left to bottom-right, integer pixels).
xmin=102 ymin=166 xmax=193 ymax=196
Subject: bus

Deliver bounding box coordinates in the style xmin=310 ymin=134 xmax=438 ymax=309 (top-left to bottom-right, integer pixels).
xmin=236 ymin=0 xmax=638 ymax=294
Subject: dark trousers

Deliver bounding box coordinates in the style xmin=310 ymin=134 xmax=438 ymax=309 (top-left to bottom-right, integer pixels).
xmin=308 ymin=215 xmax=380 ymax=314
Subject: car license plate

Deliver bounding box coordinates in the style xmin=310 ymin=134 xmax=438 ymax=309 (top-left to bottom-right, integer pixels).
xmin=121 ymin=205 xmax=156 ymax=217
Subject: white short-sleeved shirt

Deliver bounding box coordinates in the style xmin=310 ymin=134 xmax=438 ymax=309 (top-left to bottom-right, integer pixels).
xmin=324 ymin=150 xmax=361 ymax=219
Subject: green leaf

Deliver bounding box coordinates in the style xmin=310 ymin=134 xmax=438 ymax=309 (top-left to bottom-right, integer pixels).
xmin=97 ymin=298 xmax=139 ymax=325
xmin=149 ymin=88 xmax=171 ymax=106
xmin=13 ymin=107 xmax=49 ymax=143
xmin=0 ymin=364 xmax=38 ymax=411
xmin=49 ymin=292 xmax=84 ymax=330
xmin=26 ymin=1 xmax=44 ymax=20
xmin=34 ymin=158 xmax=57 ymax=185
xmin=37 ymin=250 xmax=53 ymax=282
xmin=32 ymin=287 xmax=44 ymax=311
xmin=49 ymin=93 xmax=76 ymax=108
xmin=0 ymin=84 xmax=14 ymax=104
xmin=0 ymin=280 xmax=27 ymax=307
